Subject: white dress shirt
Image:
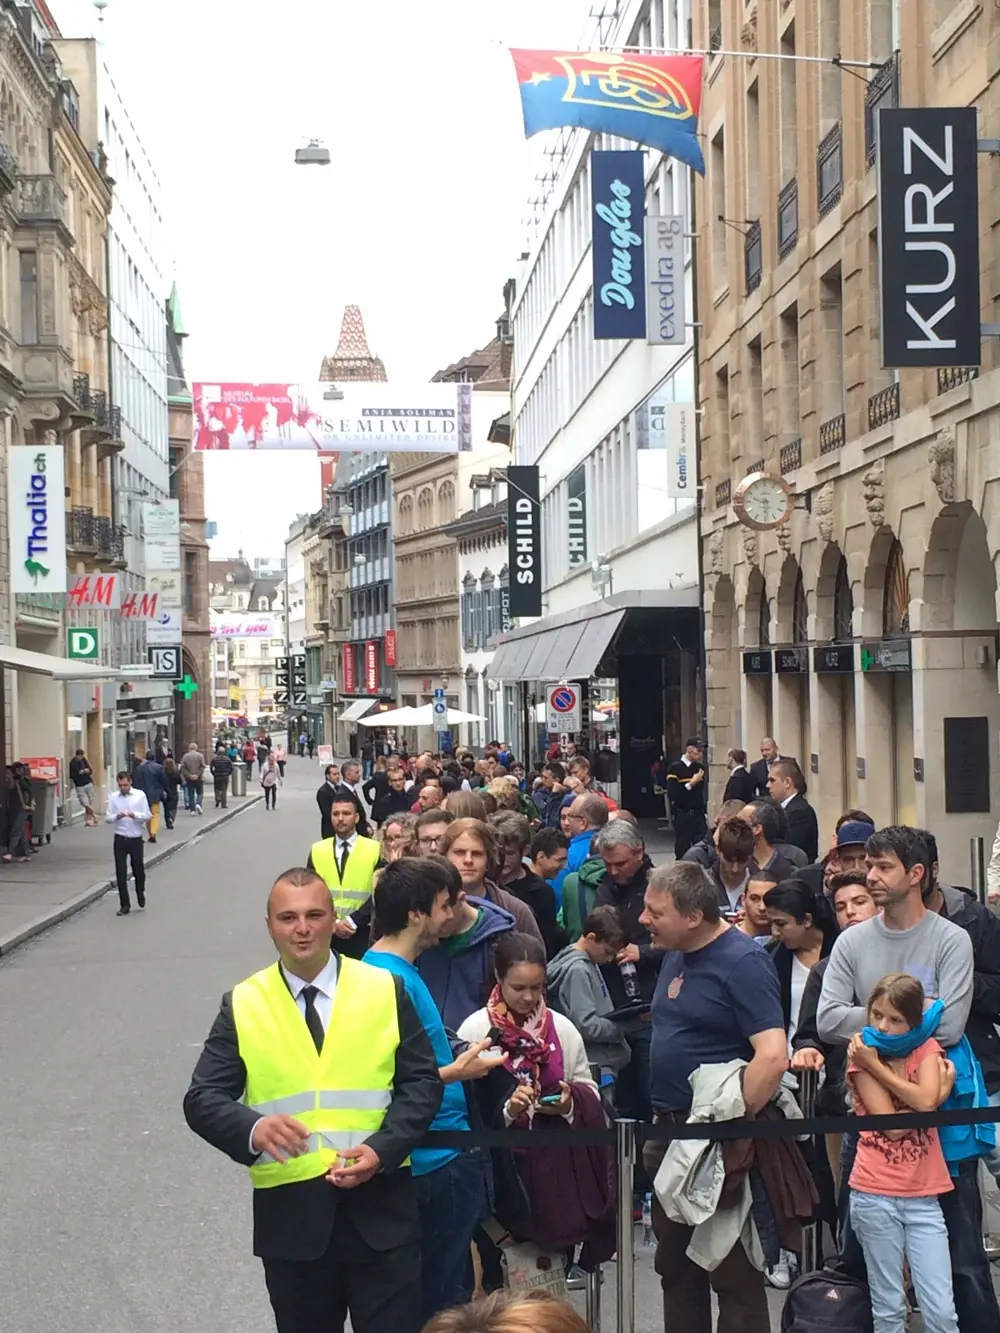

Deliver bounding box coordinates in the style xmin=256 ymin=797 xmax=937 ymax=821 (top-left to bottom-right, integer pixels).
xmin=780 ymin=792 xmax=796 ymax=809
xmin=105 ymin=789 xmax=151 ymax=838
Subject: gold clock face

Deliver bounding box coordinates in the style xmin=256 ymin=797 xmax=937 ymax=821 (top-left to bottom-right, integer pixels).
xmin=732 ymin=474 xmax=793 ymax=530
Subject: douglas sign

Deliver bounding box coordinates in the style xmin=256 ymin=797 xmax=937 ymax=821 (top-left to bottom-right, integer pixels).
xmin=877 ymin=106 xmax=980 ymax=369
xmin=591 ymin=150 xmax=647 ymax=340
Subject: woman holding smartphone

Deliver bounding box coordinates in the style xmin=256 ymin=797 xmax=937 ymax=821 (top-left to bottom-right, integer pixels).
xmin=457 ymin=933 xmax=615 ymax=1275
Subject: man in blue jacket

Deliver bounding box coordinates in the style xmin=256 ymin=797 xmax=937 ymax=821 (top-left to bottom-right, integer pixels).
xmin=416 ymin=891 xmax=515 ymax=1030
xmin=131 ymin=753 xmax=168 ymax=843
xmin=553 ymin=793 xmax=609 ymax=909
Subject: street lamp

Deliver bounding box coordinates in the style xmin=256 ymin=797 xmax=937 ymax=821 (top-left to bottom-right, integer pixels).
xmin=295 ymin=139 xmax=331 ymax=166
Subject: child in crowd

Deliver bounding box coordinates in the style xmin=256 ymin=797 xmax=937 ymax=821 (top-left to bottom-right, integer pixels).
xmin=546 ymin=905 xmax=632 ymax=1080
xmin=846 ymin=972 xmax=958 ymax=1333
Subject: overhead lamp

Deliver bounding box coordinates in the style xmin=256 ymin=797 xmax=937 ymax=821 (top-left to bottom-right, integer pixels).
xmin=295 ymin=140 xmax=331 ymax=166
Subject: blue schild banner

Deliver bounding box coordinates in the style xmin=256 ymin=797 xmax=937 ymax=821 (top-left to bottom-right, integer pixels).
xmin=591 ymin=150 xmax=646 ymax=340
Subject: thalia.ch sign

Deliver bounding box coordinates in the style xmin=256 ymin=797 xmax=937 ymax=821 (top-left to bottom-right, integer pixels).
xmin=591 ymin=149 xmax=646 ymax=340
xmin=9 ymin=447 xmax=66 ymax=594
xmin=877 ymin=106 xmax=980 ymax=369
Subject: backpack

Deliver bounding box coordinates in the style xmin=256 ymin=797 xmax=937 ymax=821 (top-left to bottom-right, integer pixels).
xmin=780 ymin=1270 xmax=873 ymax=1333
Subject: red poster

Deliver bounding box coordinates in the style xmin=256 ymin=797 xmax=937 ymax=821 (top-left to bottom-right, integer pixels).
xmin=385 ymin=629 xmax=397 ymax=667
xmin=365 ymin=640 xmax=379 ymax=694
xmin=342 ymin=642 xmax=356 ymax=694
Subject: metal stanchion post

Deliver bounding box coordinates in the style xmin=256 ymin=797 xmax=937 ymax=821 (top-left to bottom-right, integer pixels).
xmin=798 ymin=1068 xmax=819 ymax=1273
xmin=585 ymin=1063 xmax=603 ymax=1332
xmin=971 ymin=836 xmax=987 ymax=905
xmin=615 ymin=1119 xmax=636 ymax=1333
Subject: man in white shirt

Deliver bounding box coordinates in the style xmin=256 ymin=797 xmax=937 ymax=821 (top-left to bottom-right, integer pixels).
xmin=105 ymin=770 xmax=152 ymax=915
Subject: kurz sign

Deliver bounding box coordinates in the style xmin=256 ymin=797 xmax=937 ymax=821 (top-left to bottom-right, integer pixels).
xmin=877 ymin=106 xmax=980 ymax=369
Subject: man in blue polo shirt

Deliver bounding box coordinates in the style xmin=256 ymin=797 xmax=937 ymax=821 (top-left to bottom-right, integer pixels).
xmin=366 ymin=856 xmax=503 ymax=1322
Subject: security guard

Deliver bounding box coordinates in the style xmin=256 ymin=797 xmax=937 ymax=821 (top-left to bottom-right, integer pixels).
xmin=183 ymin=866 xmax=442 ymax=1333
xmin=307 ymin=796 xmax=382 ymax=958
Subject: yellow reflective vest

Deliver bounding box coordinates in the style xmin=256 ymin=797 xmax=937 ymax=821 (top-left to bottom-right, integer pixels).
xmin=232 ymin=956 xmax=401 ymax=1189
xmin=310 ymin=835 xmax=381 ymax=917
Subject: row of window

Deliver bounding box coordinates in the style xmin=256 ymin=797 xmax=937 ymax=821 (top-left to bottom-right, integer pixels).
xmin=461 ymin=573 xmax=511 ymax=652
xmin=397 ymin=481 xmax=456 ymax=535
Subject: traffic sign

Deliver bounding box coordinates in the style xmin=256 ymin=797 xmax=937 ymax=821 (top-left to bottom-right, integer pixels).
xmin=148 ymin=645 xmax=182 ymax=679
xmin=433 ymin=686 xmax=445 ymax=699
xmin=67 ymin=627 xmax=99 ymax=660
xmin=432 ymin=699 xmax=448 ymax=733
xmin=546 ymin=682 xmax=581 ymax=733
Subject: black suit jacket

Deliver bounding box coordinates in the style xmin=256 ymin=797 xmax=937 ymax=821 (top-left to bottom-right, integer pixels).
xmin=722 ymin=767 xmax=756 ymax=805
xmin=316 ymin=782 xmax=370 ymax=840
xmin=782 ymin=794 xmax=819 ymax=863
xmin=183 ymin=967 xmax=442 ymax=1261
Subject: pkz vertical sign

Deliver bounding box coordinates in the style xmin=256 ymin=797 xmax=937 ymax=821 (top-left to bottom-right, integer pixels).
xmin=9 ymin=446 xmax=66 ymax=594
xmin=877 ymin=106 xmax=980 ymax=368
xmin=506 ymin=465 xmax=542 ymax=617
xmin=591 ymin=150 xmax=646 ymax=340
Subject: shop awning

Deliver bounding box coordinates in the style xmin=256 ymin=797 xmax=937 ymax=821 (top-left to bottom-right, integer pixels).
xmin=338 ymin=698 xmax=377 ymax=723
xmin=0 ymin=644 xmax=120 ymax=682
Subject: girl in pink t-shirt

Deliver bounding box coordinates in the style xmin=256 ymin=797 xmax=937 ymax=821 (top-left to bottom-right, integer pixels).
xmin=847 ymin=972 xmax=958 ymax=1333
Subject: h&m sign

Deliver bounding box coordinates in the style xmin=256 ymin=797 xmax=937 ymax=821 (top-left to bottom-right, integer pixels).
xmin=877 ymin=106 xmax=980 ymax=369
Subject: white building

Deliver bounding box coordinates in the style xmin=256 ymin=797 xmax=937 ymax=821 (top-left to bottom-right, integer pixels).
xmin=284 ymin=517 xmax=308 ymax=656
xmin=490 ymin=0 xmax=703 ymax=815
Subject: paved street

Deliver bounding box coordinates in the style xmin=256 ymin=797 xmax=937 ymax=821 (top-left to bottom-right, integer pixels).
xmin=0 ymin=754 xmax=767 ymax=1333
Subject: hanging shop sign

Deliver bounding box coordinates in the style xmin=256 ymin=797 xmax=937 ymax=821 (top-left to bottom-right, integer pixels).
xmin=591 ymin=149 xmax=647 ymax=340
xmin=877 ymin=106 xmax=980 ymax=369
xmin=68 ymin=572 xmax=120 ymax=609
xmin=192 ymin=383 xmax=472 ymax=453
xmin=645 ymin=214 xmax=686 ymax=346
xmin=567 ymin=464 xmax=587 ymax=568
xmin=385 ymin=628 xmax=398 ymax=667
xmin=742 ymin=650 xmax=773 ymax=675
xmin=142 ymin=501 xmax=180 ymax=570
xmin=814 ymin=644 xmax=855 ymax=674
xmin=9 ymin=446 xmax=66 ymax=594
xmin=665 ymin=403 xmax=695 ymax=499
xmin=860 ymin=639 xmax=912 ymax=672
xmin=342 ymin=642 xmax=356 ymax=694
xmin=364 ymin=640 xmax=379 ymax=694
xmin=506 ymin=465 xmax=542 ymax=618
xmin=775 ymin=648 xmax=808 ymax=674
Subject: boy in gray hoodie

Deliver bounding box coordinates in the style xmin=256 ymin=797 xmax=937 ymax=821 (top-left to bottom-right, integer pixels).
xmin=547 ymin=904 xmax=633 ymax=1076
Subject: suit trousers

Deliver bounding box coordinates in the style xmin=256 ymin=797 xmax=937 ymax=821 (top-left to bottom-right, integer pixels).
xmin=262 ymin=1203 xmax=421 ymax=1333
xmin=113 ymin=834 xmax=145 ymax=909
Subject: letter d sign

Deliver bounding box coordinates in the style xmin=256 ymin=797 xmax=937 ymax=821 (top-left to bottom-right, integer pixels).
xmin=67 ymin=627 xmax=99 ymax=660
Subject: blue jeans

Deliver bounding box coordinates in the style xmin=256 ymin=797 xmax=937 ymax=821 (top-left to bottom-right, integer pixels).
xmin=851 ymin=1191 xmax=958 ymax=1333
xmin=415 ymin=1151 xmax=490 ymax=1322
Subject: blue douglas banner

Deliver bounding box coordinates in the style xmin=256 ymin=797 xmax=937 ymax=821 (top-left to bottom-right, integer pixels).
xmin=591 ymin=149 xmax=646 ymax=340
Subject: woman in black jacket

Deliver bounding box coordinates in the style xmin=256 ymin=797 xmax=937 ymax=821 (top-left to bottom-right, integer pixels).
xmin=762 ymin=878 xmax=839 ymax=1043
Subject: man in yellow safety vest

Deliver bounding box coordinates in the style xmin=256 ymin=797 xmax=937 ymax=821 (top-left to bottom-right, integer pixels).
xmin=307 ymin=796 xmax=383 ymax=958
xmin=183 ymin=866 xmax=442 ymax=1333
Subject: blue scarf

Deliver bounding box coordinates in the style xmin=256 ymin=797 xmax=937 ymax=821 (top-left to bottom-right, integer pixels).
xmin=860 ymin=998 xmax=994 ymax=1171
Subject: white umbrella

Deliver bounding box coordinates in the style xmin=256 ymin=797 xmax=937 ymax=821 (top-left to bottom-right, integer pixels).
xmin=405 ymin=704 xmax=486 ymax=726
xmin=356 ymin=705 xmax=418 ymax=726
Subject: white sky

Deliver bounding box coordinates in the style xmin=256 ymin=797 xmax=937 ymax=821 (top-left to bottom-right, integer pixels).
xmin=50 ymin=0 xmax=594 ymax=561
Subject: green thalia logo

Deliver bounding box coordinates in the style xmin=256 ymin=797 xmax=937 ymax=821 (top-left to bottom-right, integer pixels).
xmin=24 ymin=451 xmax=51 ymax=583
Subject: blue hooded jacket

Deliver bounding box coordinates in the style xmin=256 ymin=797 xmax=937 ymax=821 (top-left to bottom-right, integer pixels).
xmin=416 ymin=896 xmax=516 ymax=1030
xmin=552 ymin=829 xmax=597 ymax=909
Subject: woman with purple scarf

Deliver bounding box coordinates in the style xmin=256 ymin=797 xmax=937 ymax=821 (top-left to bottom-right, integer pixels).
xmin=458 ymin=933 xmax=617 ymax=1270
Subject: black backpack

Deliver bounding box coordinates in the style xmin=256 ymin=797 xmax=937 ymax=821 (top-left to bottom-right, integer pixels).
xmin=780 ymin=1270 xmax=873 ymax=1333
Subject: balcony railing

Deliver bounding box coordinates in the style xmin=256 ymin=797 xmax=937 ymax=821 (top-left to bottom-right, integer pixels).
xmin=67 ymin=506 xmax=97 ymax=550
xmin=779 ymin=438 xmax=802 ymax=474
xmin=108 ymin=404 xmax=122 ymax=439
xmin=89 ymin=388 xmax=108 ymax=430
xmin=0 ymin=135 xmax=16 ymax=193
xmin=94 ymin=516 xmax=126 ymax=561
xmin=744 ymin=457 xmax=765 ymax=475
xmin=744 ymin=219 xmax=762 ymax=294
xmin=817 ymin=123 xmax=843 ymax=217
xmin=937 ymin=366 xmax=978 ymax=395
xmin=715 ymin=479 xmax=731 ymax=509
xmin=72 ymin=372 xmax=91 ymax=411
xmin=819 ymin=413 xmax=846 ymax=455
xmin=777 ymin=178 xmax=798 ymax=259
xmin=865 ymin=53 xmax=899 ymax=168
xmin=17 ymin=174 xmax=68 ymax=227
xmin=868 ymin=382 xmax=900 ymax=430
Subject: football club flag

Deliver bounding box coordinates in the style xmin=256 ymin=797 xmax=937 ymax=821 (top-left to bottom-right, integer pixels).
xmin=510 ymin=49 xmax=705 ymax=175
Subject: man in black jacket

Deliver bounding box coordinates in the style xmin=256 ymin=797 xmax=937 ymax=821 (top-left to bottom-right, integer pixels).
xmin=749 ymin=737 xmax=790 ymax=797
xmin=766 ymin=760 xmax=819 ymax=863
xmin=317 ymin=764 xmax=370 ymax=838
xmin=183 ymin=867 xmax=442 ymax=1333
xmin=371 ymin=769 xmax=413 ymax=828
xmin=665 ymin=738 xmax=708 ymax=858
xmin=210 ymin=747 xmax=234 ymax=809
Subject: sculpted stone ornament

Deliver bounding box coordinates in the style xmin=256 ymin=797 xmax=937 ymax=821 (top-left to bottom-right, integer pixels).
xmin=928 ymin=430 xmax=956 ymax=504
xmin=862 ymin=458 xmax=885 ymax=528
xmin=776 ymin=521 xmax=792 ymax=555
xmin=743 ymin=529 xmax=759 ymax=569
xmin=707 ymin=530 xmax=723 ymax=575
xmin=813 ymin=481 xmax=835 ymax=543
xmin=741 ymin=6 xmax=758 ymax=52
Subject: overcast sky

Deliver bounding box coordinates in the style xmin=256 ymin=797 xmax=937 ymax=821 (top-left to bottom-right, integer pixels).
xmin=50 ymin=0 xmax=593 ymax=561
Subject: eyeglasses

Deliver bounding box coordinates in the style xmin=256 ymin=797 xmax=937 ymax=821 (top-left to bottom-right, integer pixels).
xmin=418 ymin=835 xmax=441 ymax=849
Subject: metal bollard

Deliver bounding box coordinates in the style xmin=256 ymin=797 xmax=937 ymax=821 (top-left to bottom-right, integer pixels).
xmin=971 ymin=836 xmax=987 ymax=905
xmin=797 ymin=1068 xmax=819 ymax=1274
xmin=615 ymin=1119 xmax=636 ymax=1333
xmin=586 ymin=1063 xmax=603 ymax=1331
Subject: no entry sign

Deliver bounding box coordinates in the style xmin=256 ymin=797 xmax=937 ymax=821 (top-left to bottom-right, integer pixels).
xmin=546 ymin=682 xmax=582 ymax=733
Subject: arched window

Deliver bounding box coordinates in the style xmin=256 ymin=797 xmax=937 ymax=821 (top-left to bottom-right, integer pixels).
xmin=257 ymin=596 xmax=269 ymax=612
xmin=883 ymin=539 xmax=909 ymax=636
xmin=834 ymin=556 xmax=853 ymax=641
xmin=417 ymin=488 xmax=434 ymax=531
xmin=398 ymin=495 xmax=413 ymax=536
xmin=793 ymin=569 xmax=808 ymax=644
xmin=438 ymin=480 xmax=456 ymax=524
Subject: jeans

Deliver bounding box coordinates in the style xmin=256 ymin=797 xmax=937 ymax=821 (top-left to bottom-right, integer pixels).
xmin=415 ymin=1151 xmax=489 ymax=1321
xmin=264 ymin=785 xmax=277 ymax=810
xmin=164 ymin=793 xmax=178 ymax=827
xmin=985 ymin=1090 xmax=1000 ymax=1178
xmin=851 ymin=1191 xmax=958 ymax=1333
xmin=6 ymin=808 xmax=28 ymax=857
xmin=184 ymin=779 xmax=202 ymax=810
xmin=938 ymin=1158 xmax=1000 ymax=1332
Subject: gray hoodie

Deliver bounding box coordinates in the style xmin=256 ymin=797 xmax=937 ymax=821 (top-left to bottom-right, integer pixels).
xmin=547 ymin=943 xmax=632 ymax=1074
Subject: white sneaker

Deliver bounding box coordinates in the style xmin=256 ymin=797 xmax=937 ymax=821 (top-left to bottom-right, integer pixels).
xmin=195 ymin=804 xmax=203 ymax=815
xmin=765 ymin=1253 xmax=793 ymax=1290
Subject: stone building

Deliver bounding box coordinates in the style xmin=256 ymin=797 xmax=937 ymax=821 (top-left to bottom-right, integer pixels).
xmin=695 ymin=0 xmax=1000 ymax=878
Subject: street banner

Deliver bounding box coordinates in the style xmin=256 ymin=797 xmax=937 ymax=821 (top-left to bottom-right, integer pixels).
xmin=510 ymin=50 xmax=706 ymax=173
xmin=9 ymin=446 xmax=66 ymax=594
xmin=192 ymin=383 xmax=472 ymax=453
xmin=385 ymin=628 xmax=398 ymax=667
xmin=365 ymin=641 xmax=379 ymax=694
xmin=506 ymin=466 xmax=542 ymax=618
xmin=591 ymin=150 xmax=646 ymax=340
xmin=877 ymin=106 xmax=980 ymax=368
xmin=645 ymin=215 xmax=686 ymax=345
xmin=210 ymin=612 xmax=279 ymax=639
xmin=68 ymin=572 xmax=120 ymax=609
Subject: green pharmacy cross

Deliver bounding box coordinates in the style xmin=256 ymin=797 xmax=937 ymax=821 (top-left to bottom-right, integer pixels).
xmin=176 ymin=674 xmax=199 ymax=700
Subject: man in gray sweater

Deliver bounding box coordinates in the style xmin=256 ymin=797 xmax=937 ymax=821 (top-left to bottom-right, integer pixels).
xmin=817 ymin=825 xmax=998 ymax=1331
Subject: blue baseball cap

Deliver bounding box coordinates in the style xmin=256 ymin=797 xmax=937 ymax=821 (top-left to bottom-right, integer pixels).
xmin=836 ymin=820 xmax=876 ymax=850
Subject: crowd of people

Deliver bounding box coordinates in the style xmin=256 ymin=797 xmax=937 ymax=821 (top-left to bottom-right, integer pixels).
xmin=178 ymin=731 xmax=1000 ymax=1333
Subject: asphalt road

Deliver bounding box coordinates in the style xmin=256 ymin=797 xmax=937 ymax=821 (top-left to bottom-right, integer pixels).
xmin=0 ymin=759 xmax=775 ymax=1333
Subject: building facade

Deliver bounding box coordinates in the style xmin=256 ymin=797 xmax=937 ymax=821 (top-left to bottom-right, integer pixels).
xmin=491 ymin=0 xmax=701 ymax=813
xmin=694 ymin=0 xmax=1000 ymax=879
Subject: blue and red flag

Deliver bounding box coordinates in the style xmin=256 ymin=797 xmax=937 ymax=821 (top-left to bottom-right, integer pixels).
xmin=510 ymin=49 xmax=705 ymax=175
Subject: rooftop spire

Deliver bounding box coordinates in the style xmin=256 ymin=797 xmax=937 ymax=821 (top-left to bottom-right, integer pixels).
xmin=319 ymin=304 xmax=387 ymax=382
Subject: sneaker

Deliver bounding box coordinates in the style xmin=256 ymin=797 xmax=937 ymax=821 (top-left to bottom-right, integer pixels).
xmin=148 ymin=835 xmax=157 ymax=844
xmin=116 ymin=907 xmax=130 ymax=916
xmin=195 ymin=804 xmax=203 ymax=815
xmin=565 ymin=1265 xmax=588 ymax=1292
xmin=765 ymin=1255 xmax=793 ymax=1290
xmin=137 ymin=892 xmax=145 ymax=909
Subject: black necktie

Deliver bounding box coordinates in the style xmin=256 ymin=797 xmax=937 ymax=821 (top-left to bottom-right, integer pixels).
xmin=301 ymin=985 xmax=325 ymax=1054
xmin=338 ymin=840 xmax=349 ymax=879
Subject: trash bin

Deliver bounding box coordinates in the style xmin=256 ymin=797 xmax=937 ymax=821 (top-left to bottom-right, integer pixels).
xmin=29 ymin=778 xmax=57 ymax=844
xmin=231 ymin=760 xmax=247 ymax=798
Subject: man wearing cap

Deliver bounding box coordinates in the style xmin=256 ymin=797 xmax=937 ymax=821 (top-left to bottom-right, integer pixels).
xmin=665 ymin=738 xmax=708 ymax=858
